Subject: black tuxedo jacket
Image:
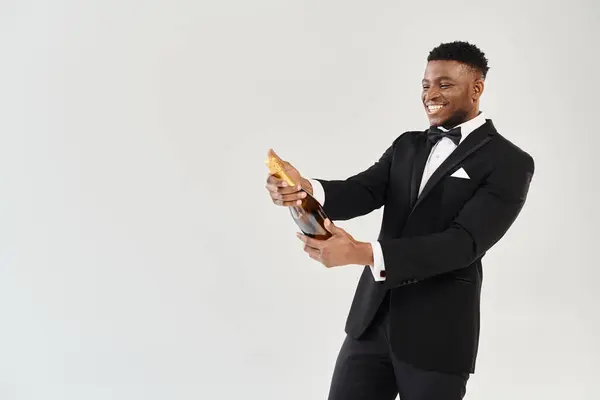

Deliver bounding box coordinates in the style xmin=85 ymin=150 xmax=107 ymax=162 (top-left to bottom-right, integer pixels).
xmin=315 ymin=119 xmax=534 ymax=374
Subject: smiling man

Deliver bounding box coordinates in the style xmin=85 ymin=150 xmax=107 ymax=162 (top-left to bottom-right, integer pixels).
xmin=266 ymin=41 xmax=535 ymax=399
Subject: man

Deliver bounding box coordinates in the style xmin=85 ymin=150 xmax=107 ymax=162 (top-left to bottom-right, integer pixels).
xmin=265 ymin=41 xmax=534 ymax=399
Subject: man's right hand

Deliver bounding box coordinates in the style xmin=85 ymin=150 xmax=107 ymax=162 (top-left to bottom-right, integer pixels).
xmin=265 ymin=149 xmax=313 ymax=207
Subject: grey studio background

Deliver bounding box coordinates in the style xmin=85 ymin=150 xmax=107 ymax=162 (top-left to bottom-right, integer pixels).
xmin=0 ymin=1 xmax=598 ymax=399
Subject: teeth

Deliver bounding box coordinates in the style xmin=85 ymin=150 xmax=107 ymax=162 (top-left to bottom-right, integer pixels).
xmin=427 ymin=104 xmax=445 ymax=113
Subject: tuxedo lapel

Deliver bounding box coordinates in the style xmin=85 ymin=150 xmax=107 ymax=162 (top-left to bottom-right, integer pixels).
xmin=409 ymin=134 xmax=434 ymax=208
xmin=410 ymin=119 xmax=497 ymax=212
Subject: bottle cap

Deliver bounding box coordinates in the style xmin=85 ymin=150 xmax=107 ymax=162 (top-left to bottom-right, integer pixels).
xmin=265 ymin=152 xmax=296 ymax=187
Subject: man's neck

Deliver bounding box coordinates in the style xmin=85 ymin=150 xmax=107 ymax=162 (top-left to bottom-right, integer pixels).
xmin=442 ymin=110 xmax=481 ymax=130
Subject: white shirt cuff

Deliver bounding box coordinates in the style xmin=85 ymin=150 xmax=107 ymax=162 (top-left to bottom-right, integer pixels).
xmin=308 ymin=179 xmax=325 ymax=205
xmin=368 ymin=241 xmax=386 ymax=281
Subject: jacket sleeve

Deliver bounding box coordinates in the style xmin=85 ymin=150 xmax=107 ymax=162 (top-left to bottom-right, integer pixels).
xmin=314 ymin=134 xmax=404 ymax=221
xmin=380 ymin=151 xmax=535 ymax=289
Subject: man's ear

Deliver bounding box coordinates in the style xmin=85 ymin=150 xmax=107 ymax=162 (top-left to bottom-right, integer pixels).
xmin=472 ymin=78 xmax=484 ymax=101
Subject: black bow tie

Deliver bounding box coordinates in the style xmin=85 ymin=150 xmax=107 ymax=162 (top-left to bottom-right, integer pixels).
xmin=426 ymin=126 xmax=462 ymax=146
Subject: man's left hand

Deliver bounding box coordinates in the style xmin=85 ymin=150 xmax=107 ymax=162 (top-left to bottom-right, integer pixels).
xmin=297 ymin=219 xmax=373 ymax=268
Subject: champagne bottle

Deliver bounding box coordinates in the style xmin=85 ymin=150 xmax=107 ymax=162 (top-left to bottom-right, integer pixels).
xmin=265 ymin=153 xmax=332 ymax=240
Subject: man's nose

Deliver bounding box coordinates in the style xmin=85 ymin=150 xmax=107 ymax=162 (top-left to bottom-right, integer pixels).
xmin=424 ymin=88 xmax=441 ymax=103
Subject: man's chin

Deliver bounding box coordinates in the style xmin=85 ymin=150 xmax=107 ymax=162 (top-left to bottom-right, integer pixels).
xmin=427 ymin=112 xmax=465 ymax=129
xmin=427 ymin=115 xmax=447 ymax=127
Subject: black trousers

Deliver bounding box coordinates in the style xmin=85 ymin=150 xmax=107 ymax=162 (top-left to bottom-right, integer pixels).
xmin=328 ymin=294 xmax=470 ymax=400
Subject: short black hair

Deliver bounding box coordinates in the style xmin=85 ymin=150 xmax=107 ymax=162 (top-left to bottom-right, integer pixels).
xmin=427 ymin=41 xmax=489 ymax=79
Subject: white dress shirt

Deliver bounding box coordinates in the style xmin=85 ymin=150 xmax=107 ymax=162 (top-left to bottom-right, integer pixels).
xmin=309 ymin=112 xmax=487 ymax=281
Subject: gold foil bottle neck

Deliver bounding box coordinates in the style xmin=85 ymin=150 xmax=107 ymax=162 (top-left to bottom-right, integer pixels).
xmin=265 ymin=152 xmax=296 ymax=187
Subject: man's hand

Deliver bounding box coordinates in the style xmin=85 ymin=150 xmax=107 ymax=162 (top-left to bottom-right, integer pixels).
xmin=297 ymin=219 xmax=374 ymax=267
xmin=265 ymin=149 xmax=313 ymax=207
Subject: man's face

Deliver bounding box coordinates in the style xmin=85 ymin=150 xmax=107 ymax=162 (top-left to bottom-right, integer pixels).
xmin=421 ymin=60 xmax=483 ymax=128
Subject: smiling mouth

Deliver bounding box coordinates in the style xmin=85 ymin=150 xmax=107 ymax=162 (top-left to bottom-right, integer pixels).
xmin=426 ymin=104 xmax=446 ymax=114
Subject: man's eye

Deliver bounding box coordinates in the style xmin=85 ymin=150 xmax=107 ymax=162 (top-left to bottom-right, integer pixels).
xmin=441 ymin=84 xmax=451 ymax=88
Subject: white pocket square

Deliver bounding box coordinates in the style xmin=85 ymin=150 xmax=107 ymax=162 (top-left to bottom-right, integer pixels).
xmin=450 ymin=167 xmax=470 ymax=179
